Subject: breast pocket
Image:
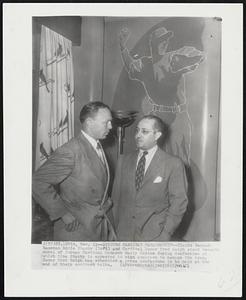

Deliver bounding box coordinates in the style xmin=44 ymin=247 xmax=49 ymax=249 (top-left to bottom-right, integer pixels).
xmin=149 ymin=176 xmax=168 ymax=195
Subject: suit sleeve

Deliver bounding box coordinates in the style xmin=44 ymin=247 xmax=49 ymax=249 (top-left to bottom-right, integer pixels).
xmin=164 ymin=158 xmax=188 ymax=235
xmin=32 ymin=146 xmax=75 ymax=221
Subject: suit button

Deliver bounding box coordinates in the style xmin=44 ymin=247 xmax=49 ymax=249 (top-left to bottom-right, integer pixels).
xmin=132 ymin=216 xmax=136 ymax=219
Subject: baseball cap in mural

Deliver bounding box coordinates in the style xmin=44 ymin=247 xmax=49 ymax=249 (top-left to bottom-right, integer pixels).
xmin=153 ymin=27 xmax=173 ymax=39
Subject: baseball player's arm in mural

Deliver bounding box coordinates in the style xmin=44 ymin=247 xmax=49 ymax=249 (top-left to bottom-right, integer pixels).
xmin=119 ymin=28 xmax=133 ymax=71
xmin=119 ymin=27 xmax=205 ymax=166
xmin=119 ymin=28 xmax=147 ymax=81
xmin=119 ymin=27 xmax=161 ymax=86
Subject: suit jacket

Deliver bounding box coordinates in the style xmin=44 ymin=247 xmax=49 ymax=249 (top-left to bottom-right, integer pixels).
xmin=32 ymin=133 xmax=114 ymax=241
xmin=112 ymin=148 xmax=188 ymax=241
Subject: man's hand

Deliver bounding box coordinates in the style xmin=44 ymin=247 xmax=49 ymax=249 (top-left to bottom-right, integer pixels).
xmin=61 ymin=212 xmax=80 ymax=232
xmin=158 ymin=228 xmax=171 ymax=241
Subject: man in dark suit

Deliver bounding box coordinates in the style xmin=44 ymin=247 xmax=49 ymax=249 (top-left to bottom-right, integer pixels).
xmin=112 ymin=115 xmax=188 ymax=241
xmin=32 ymin=101 xmax=116 ymax=241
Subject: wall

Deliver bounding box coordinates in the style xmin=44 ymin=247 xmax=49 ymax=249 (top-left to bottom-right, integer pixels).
xmin=73 ymin=17 xmax=104 ymax=136
xmin=102 ymin=17 xmax=221 ymax=241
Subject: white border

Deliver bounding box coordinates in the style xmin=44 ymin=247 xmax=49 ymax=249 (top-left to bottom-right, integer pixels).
xmin=4 ymin=3 xmax=242 ymax=296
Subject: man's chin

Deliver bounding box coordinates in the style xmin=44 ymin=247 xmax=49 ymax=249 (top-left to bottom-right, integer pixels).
xmin=101 ymin=133 xmax=109 ymax=139
xmin=136 ymin=143 xmax=145 ymax=149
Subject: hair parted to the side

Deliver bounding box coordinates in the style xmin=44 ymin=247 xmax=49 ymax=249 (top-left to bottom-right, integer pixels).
xmin=79 ymin=101 xmax=111 ymax=124
xmin=140 ymin=115 xmax=168 ymax=135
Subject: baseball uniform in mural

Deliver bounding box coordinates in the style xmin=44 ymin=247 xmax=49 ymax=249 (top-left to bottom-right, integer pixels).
xmin=119 ymin=26 xmax=205 ymax=166
xmin=32 ymin=102 xmax=115 ymax=241
xmin=112 ymin=116 xmax=188 ymax=241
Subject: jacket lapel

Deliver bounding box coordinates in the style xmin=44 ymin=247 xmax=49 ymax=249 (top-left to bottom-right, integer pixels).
xmin=127 ymin=151 xmax=139 ymax=197
xmin=141 ymin=148 xmax=163 ymax=188
xmin=77 ymin=133 xmax=107 ymax=186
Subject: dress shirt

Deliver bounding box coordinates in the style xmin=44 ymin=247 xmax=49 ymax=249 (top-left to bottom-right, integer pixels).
xmin=136 ymin=145 xmax=158 ymax=174
xmin=81 ymin=130 xmax=104 ymax=162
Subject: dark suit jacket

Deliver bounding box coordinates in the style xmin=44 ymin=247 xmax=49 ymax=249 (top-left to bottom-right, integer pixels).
xmin=32 ymin=133 xmax=113 ymax=241
xmin=112 ymin=148 xmax=188 ymax=241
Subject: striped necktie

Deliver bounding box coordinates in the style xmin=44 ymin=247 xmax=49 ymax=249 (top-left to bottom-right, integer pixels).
xmin=96 ymin=142 xmax=106 ymax=166
xmin=135 ymin=151 xmax=148 ymax=191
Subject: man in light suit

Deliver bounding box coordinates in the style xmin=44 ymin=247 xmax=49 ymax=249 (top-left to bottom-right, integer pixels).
xmin=32 ymin=101 xmax=116 ymax=241
xmin=112 ymin=115 xmax=188 ymax=241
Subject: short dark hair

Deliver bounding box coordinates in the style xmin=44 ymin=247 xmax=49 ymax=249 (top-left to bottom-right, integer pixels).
xmin=140 ymin=115 xmax=167 ymax=135
xmin=79 ymin=101 xmax=111 ymax=124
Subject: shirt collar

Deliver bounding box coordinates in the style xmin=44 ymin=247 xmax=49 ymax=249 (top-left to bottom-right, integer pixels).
xmin=138 ymin=144 xmax=158 ymax=157
xmin=81 ymin=129 xmax=98 ymax=149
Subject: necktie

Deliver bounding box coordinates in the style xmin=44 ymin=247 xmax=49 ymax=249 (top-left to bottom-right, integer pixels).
xmin=135 ymin=151 xmax=148 ymax=191
xmin=96 ymin=142 xmax=106 ymax=166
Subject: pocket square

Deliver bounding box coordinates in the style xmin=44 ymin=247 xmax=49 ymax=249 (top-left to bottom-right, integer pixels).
xmin=153 ymin=176 xmax=163 ymax=183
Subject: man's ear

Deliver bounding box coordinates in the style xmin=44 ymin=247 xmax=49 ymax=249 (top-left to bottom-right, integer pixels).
xmin=85 ymin=117 xmax=93 ymax=128
xmin=155 ymin=131 xmax=162 ymax=141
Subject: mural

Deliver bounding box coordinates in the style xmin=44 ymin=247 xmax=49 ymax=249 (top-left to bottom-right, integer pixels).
xmin=111 ymin=18 xmax=220 ymax=240
xmin=119 ymin=26 xmax=205 ymax=166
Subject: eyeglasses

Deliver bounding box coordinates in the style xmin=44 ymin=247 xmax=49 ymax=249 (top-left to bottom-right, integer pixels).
xmin=135 ymin=128 xmax=156 ymax=135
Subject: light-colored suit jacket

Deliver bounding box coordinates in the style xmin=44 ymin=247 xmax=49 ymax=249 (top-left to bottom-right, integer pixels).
xmin=32 ymin=133 xmax=114 ymax=241
xmin=112 ymin=148 xmax=188 ymax=241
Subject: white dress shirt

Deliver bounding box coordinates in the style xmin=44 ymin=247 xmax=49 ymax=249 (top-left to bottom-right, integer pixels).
xmin=81 ymin=130 xmax=105 ymax=164
xmin=136 ymin=145 xmax=158 ymax=174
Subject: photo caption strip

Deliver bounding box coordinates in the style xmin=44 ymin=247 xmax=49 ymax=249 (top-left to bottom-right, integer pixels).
xmin=39 ymin=241 xmax=220 ymax=271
